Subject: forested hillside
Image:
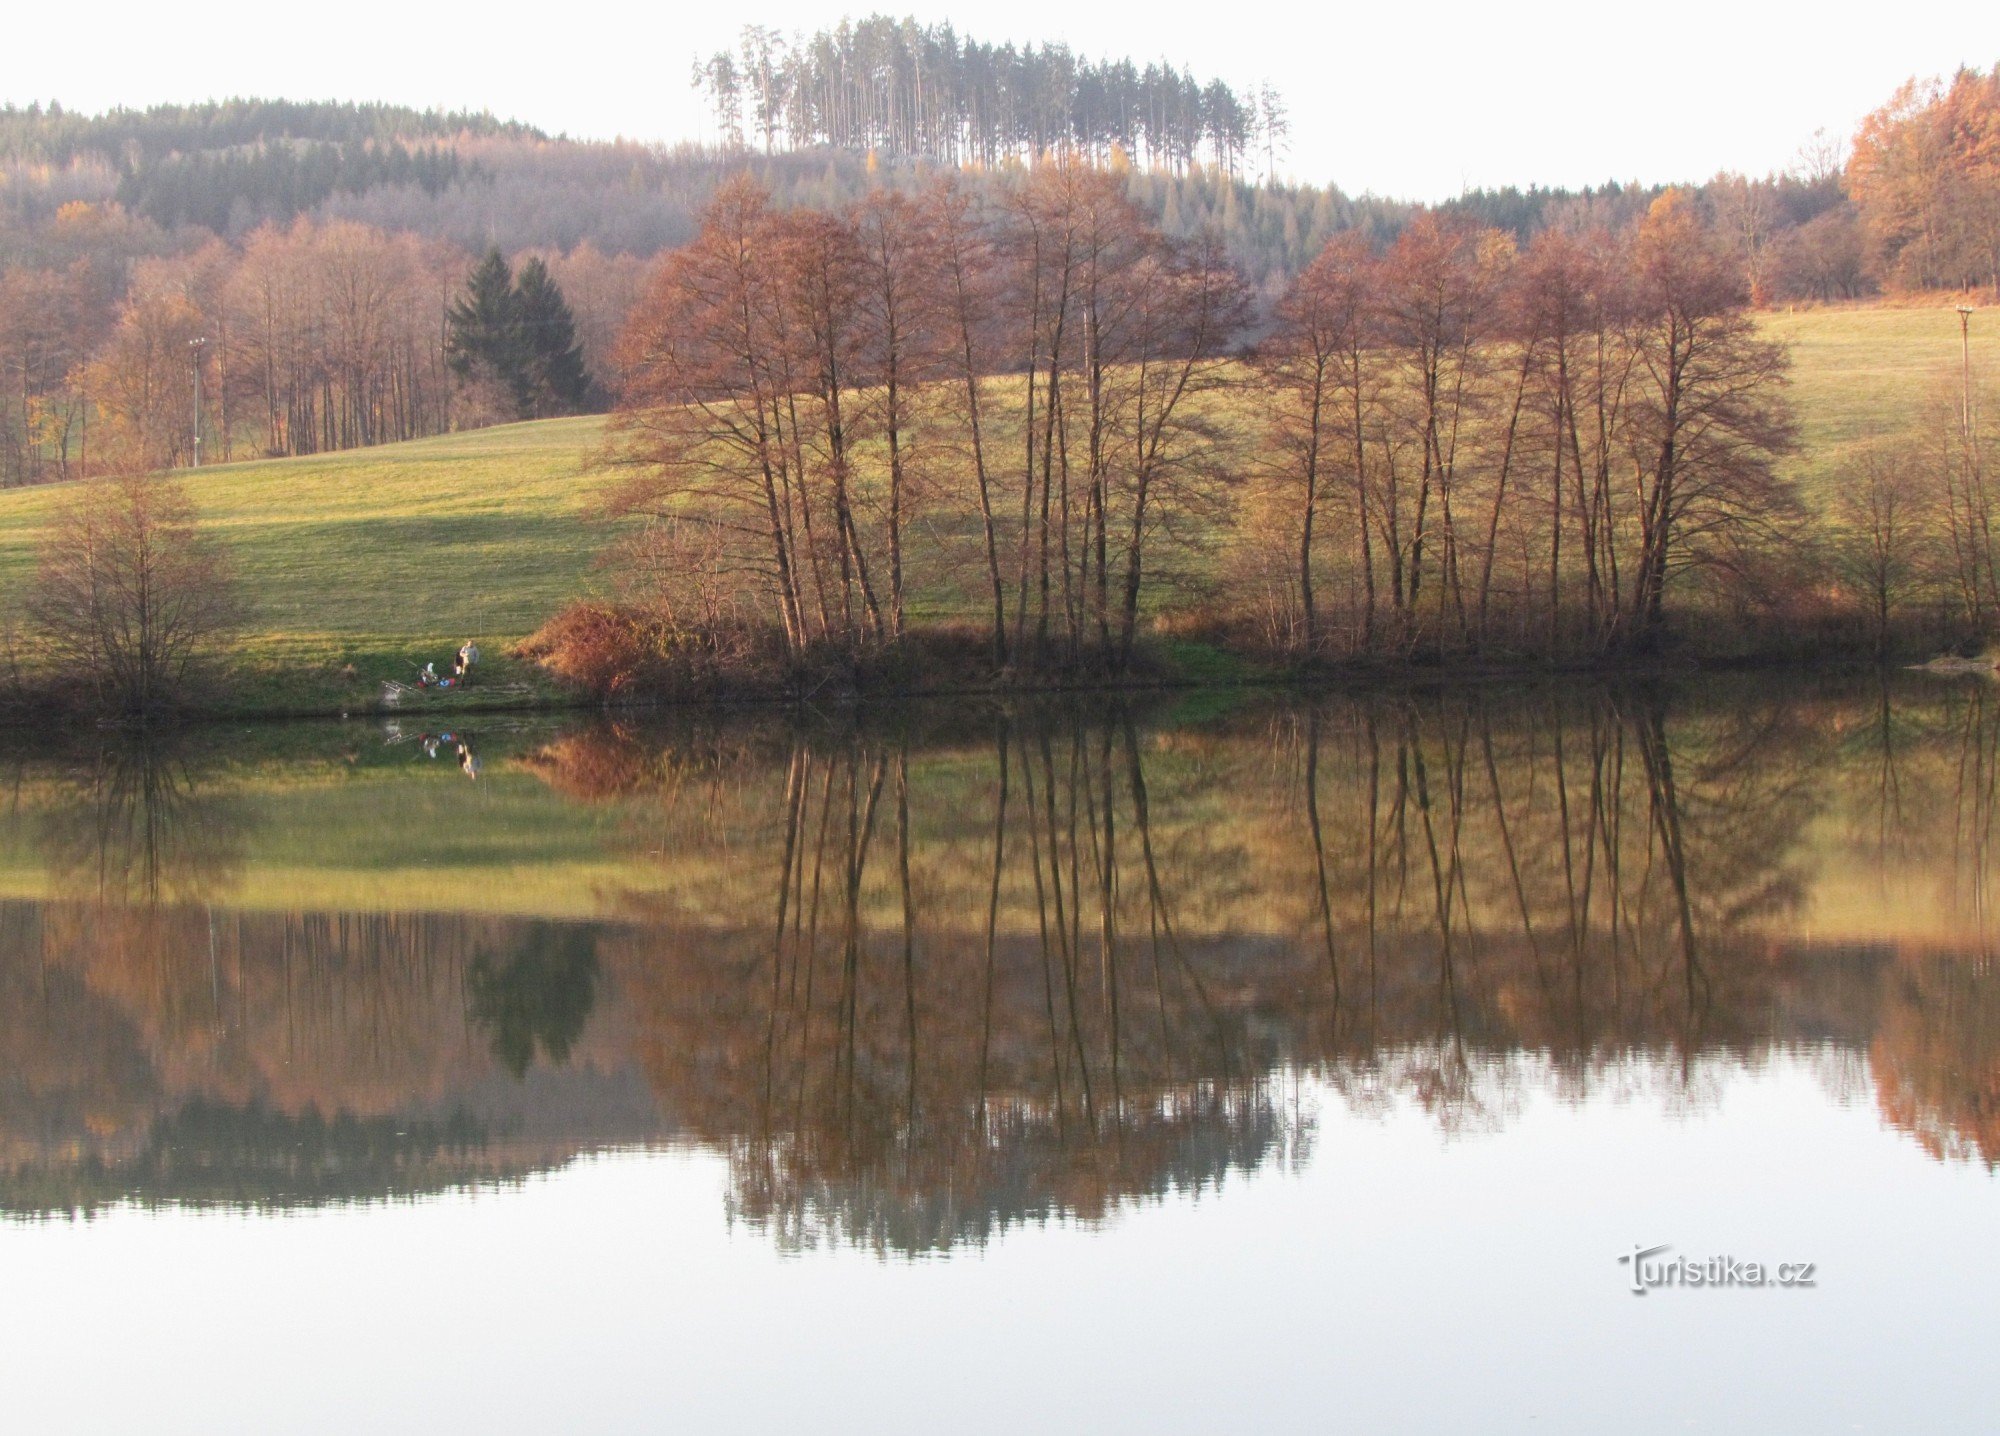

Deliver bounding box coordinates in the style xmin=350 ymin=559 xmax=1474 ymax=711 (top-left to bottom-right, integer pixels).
xmin=0 ymin=34 xmax=1993 ymax=495
xmin=692 ymin=17 xmax=1283 ymax=172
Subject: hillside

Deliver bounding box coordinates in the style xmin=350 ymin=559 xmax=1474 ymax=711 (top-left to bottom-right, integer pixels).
xmin=1765 ymin=305 xmax=1996 ymax=489
xmin=0 ymin=94 xmax=1399 ymax=287
xmin=0 ymin=303 xmax=1988 ymax=714
xmin=0 ymin=416 xmax=609 ymax=712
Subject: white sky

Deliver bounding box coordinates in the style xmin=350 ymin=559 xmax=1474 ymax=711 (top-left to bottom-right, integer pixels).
xmin=3 ymin=0 xmax=1994 ymax=200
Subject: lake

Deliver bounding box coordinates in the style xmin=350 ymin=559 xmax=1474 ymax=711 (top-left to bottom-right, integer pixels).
xmin=0 ymin=677 xmax=1994 ymax=1433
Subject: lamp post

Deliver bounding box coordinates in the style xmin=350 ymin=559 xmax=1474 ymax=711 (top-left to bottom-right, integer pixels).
xmin=189 ymin=335 xmax=207 ymax=467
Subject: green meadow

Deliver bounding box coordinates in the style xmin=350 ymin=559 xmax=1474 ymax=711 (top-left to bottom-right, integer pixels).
xmin=0 ymin=417 xmax=611 ymax=714
xmin=1761 ymin=302 xmax=1998 ymax=490
xmin=0 ymin=304 xmax=1989 ymax=715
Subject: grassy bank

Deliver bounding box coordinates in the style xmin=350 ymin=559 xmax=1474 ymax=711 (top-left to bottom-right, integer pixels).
xmin=0 ymin=304 xmax=1989 ymax=717
xmin=0 ymin=418 xmax=606 ymax=715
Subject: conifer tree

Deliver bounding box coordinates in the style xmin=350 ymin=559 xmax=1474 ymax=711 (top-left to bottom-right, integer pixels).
xmin=446 ymin=248 xmax=528 ymax=412
xmin=446 ymin=249 xmax=592 ymax=419
xmin=514 ymin=257 xmax=591 ymax=415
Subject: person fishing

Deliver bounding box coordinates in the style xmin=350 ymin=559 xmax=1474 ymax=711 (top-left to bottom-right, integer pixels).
xmin=455 ymin=641 xmax=480 ymax=681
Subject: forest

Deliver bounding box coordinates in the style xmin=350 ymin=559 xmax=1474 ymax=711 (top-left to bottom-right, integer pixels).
xmin=690 ymin=17 xmax=1283 ymax=173
xmin=1 ymin=53 xmax=1989 ymax=485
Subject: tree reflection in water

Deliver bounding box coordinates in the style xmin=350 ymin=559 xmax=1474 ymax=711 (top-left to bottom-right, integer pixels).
xmin=33 ymin=736 xmax=251 ymax=906
xmin=469 ymin=923 xmax=601 ymax=1078
xmin=0 ymin=680 xmax=1996 ymax=1245
xmin=580 ymin=688 xmax=1834 ymax=1250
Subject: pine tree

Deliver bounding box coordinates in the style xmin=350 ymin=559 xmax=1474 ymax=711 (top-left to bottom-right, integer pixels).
xmin=446 ymin=250 xmax=590 ymax=420
xmin=444 ymin=248 xmax=524 ymax=414
xmin=514 ymin=257 xmax=591 ymax=415
xmin=446 ymin=248 xmax=529 ymax=413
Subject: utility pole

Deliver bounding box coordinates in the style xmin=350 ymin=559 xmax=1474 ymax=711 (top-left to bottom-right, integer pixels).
xmin=1959 ymin=306 xmax=1977 ymax=443
xmin=189 ymin=335 xmax=207 ymax=467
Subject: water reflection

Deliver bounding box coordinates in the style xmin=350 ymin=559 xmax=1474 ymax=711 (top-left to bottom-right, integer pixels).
xmin=0 ymin=681 xmax=1995 ymax=1249
xmin=469 ymin=922 xmax=601 ymax=1077
xmin=35 ymin=738 xmax=251 ymax=905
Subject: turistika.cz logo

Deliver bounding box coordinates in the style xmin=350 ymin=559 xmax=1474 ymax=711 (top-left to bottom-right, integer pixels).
xmin=1617 ymin=1244 xmax=1817 ymax=1295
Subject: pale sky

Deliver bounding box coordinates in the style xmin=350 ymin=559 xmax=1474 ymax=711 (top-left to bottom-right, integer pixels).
xmin=3 ymin=0 xmax=1994 ymax=200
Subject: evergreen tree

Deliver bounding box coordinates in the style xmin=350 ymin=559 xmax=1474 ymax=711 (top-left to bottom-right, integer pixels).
xmin=446 ymin=250 xmax=592 ymax=420
xmin=514 ymin=257 xmax=591 ymax=415
xmin=446 ymin=248 xmax=529 ymax=412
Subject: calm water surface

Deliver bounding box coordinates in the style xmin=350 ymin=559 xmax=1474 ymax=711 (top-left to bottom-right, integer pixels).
xmin=0 ymin=679 xmax=1995 ymax=1433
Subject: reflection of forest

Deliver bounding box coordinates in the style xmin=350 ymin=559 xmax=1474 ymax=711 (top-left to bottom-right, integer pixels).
xmin=3 ymin=683 xmax=1998 ymax=1247
xmin=0 ymin=902 xmax=663 ymax=1212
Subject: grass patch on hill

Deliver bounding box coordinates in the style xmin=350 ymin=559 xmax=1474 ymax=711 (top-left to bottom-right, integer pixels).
xmin=1761 ymin=303 xmax=2000 ymax=493
xmin=0 ymin=417 xmax=609 ymax=714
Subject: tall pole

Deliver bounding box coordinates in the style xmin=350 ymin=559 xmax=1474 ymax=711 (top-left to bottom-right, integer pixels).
xmin=1959 ymin=306 xmax=1987 ymax=622
xmin=189 ymin=335 xmax=207 ymax=467
xmin=1959 ymin=306 xmax=1976 ymax=444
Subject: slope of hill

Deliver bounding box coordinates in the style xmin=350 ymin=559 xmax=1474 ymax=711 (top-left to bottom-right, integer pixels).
xmin=0 ymin=416 xmax=607 ymax=712
xmin=1764 ymin=304 xmax=1997 ymax=491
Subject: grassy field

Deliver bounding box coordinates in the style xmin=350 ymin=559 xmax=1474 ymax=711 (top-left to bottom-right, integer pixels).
xmin=0 ymin=303 xmax=1990 ymax=715
xmin=0 ymin=417 xmax=611 ymax=713
xmin=1763 ymin=302 xmax=1998 ymax=491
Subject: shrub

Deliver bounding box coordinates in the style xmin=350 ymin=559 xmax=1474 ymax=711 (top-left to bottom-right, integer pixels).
xmin=518 ymin=602 xmax=676 ymax=697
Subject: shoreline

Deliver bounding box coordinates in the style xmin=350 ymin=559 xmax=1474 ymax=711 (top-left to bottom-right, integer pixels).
xmin=0 ymin=645 xmax=1957 ymax=733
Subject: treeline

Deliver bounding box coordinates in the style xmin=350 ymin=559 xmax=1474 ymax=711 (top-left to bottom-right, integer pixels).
xmin=4 ymin=69 xmax=1998 ymax=306
xmin=0 ymin=99 xmax=514 ymax=237
xmin=17 ymin=223 xmax=463 ymax=472
xmin=695 ymin=16 xmax=1281 ymax=174
xmin=1 ymin=77 xmax=1960 ymax=362
xmin=117 ymin=139 xmax=469 ymax=234
xmin=0 ymin=97 xmax=1372 ymax=283
xmin=0 ymin=98 xmax=530 ymax=166
xmin=1675 ymin=63 xmax=2000 ymax=304
xmin=0 ymin=220 xmax=627 ymax=483
xmin=0 ymin=65 xmax=1994 ymax=495
xmin=579 ymin=169 xmax=1797 ymax=680
xmin=1850 ymin=67 xmax=2000 ymax=292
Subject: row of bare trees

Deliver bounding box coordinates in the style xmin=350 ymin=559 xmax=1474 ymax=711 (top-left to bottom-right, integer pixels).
xmin=0 ymin=218 xmax=644 ymax=483
xmin=0 ymin=221 xmax=459 ymax=478
xmin=609 ymin=167 xmax=1248 ymax=669
xmin=604 ymin=171 xmax=1798 ymax=667
xmin=1249 ymin=192 xmax=1799 ymax=658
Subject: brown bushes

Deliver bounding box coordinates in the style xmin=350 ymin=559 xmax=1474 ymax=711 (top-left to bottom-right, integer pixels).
xmin=519 ymin=600 xmax=1161 ymax=703
xmin=517 ymin=604 xmax=679 ymax=698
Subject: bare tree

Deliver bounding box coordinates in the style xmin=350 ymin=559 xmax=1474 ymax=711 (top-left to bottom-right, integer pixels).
xmin=607 ymin=178 xmax=810 ymax=654
xmin=1613 ymin=193 xmax=1799 ymax=652
xmin=1254 ymin=236 xmax=1375 ymax=655
xmin=929 ymin=178 xmax=1011 ymax=665
xmin=1830 ymin=448 xmax=1934 ymax=654
xmin=29 ymin=471 xmax=243 ymax=714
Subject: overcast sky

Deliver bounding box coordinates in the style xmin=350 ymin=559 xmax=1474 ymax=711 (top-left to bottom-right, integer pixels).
xmin=4 ymin=0 xmax=1993 ymax=199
